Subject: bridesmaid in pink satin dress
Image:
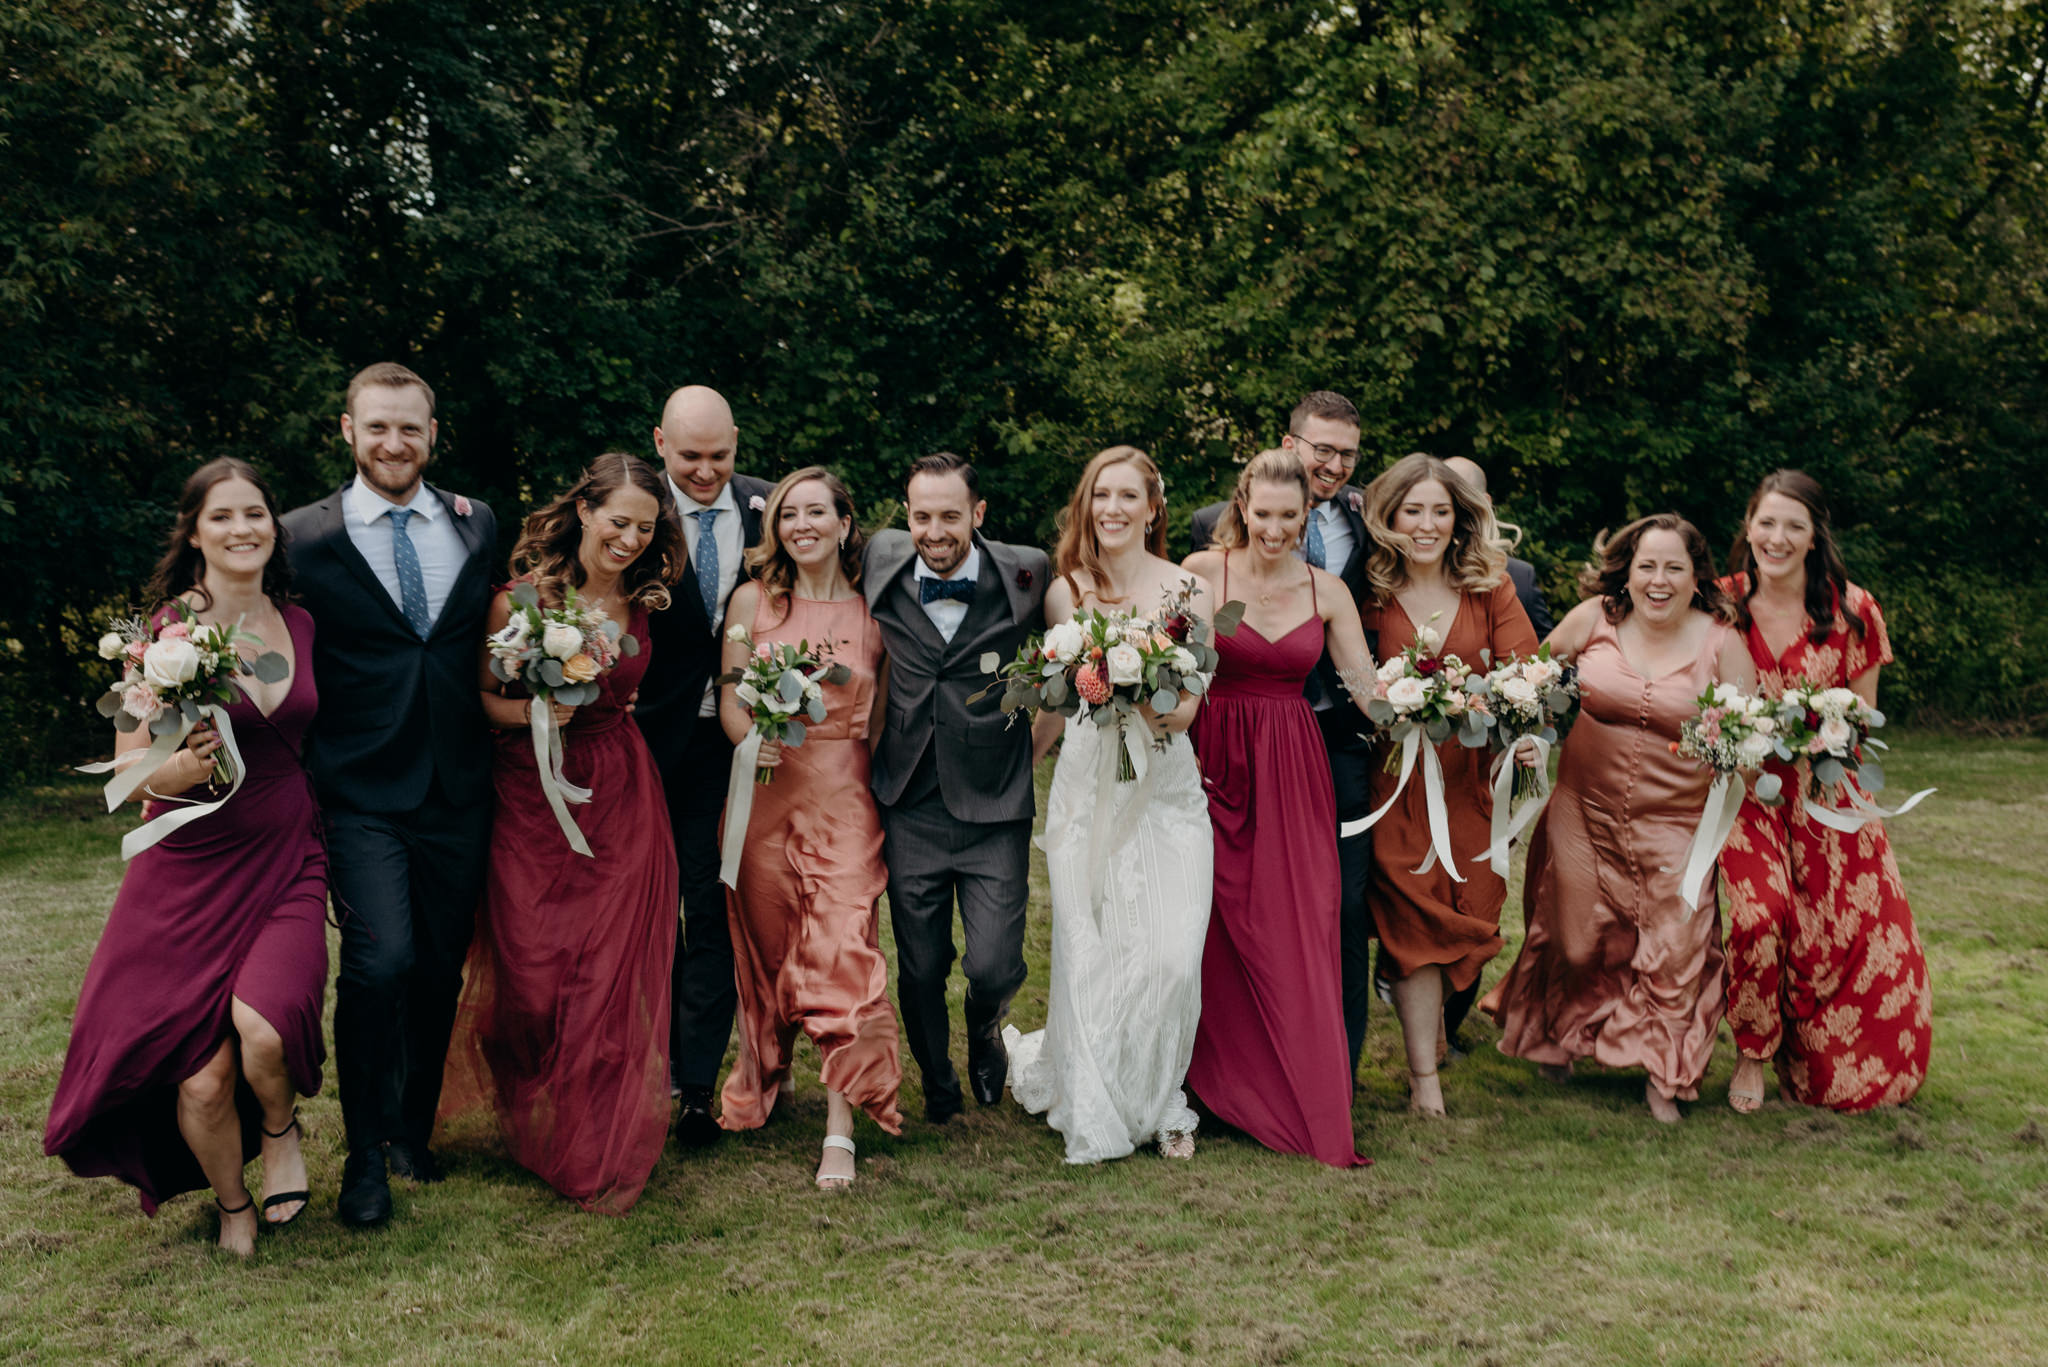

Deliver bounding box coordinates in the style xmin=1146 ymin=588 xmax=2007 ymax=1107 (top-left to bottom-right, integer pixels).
xmin=1483 ymin=515 xmax=1756 ymax=1122
xmin=719 ymin=467 xmax=902 ymax=1191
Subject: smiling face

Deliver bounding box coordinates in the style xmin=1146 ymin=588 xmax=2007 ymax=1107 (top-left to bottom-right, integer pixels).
xmin=341 ymin=383 xmax=437 ymax=504
xmin=1089 ymin=460 xmax=1155 ymax=554
xmin=1391 ymin=477 xmax=1455 ymax=568
xmin=1745 ymin=490 xmax=1816 ymax=589
xmin=190 ymin=476 xmax=276 ymax=579
xmin=777 ymin=478 xmax=850 ymax=571
xmin=578 ymin=485 xmax=661 ymax=582
xmin=1626 ymin=527 xmax=1698 ymax=626
xmin=1285 ymin=414 xmax=1362 ymax=505
xmin=654 ymin=403 xmax=738 ymax=508
xmin=1241 ymin=477 xmax=1308 ymax=561
xmin=907 ymin=469 xmax=984 ymax=576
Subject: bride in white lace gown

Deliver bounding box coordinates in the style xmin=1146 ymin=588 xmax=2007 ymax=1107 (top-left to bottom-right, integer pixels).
xmin=1004 ymin=446 xmax=1215 ymax=1164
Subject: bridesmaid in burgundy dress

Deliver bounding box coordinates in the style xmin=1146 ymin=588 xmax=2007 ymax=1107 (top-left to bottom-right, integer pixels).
xmin=440 ymin=453 xmax=683 ymax=1213
xmin=1181 ymin=450 xmax=1378 ymax=1168
xmin=47 ymin=458 xmax=327 ymax=1257
xmin=1717 ymin=470 xmax=1931 ymax=1113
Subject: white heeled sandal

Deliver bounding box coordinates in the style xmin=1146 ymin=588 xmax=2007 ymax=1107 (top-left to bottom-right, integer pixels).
xmin=816 ymin=1133 xmax=857 ymax=1190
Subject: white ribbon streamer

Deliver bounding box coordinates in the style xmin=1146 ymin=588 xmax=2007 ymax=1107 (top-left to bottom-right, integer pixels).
xmin=1665 ymin=771 xmax=1741 ymax=919
xmin=1083 ymin=716 xmax=1159 ymax=926
xmin=1801 ymin=783 xmax=1936 ymax=833
xmin=1340 ymin=728 xmax=1419 ymax=840
xmin=78 ymin=704 xmax=249 ymax=860
xmin=1406 ymin=741 xmax=1466 ymax=884
xmin=529 ymin=701 xmax=593 ymax=857
xmin=1473 ymin=736 xmax=1553 ymax=878
xmin=718 ymin=729 xmax=766 ymax=888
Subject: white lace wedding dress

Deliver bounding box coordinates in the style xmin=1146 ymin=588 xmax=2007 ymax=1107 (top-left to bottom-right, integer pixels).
xmin=1005 ymin=715 xmax=1214 ymax=1163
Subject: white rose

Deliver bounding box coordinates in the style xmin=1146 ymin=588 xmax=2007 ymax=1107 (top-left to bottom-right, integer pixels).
xmin=141 ymin=638 xmax=201 ymax=691
xmin=735 ymin=681 xmax=760 ymax=707
xmin=766 ymin=693 xmax=800 ymax=715
xmin=1416 ymin=625 xmax=1442 ymax=654
xmin=1043 ymin=621 xmax=1087 ymax=663
xmin=1817 ymin=717 xmax=1853 ymax=753
xmin=541 ymin=622 xmax=582 ymax=660
xmin=1377 ymin=656 xmax=1408 ymax=685
xmin=1121 ymin=621 xmax=1151 ymax=648
xmin=1713 ymin=682 xmax=1743 ymax=706
xmin=1523 ymin=659 xmax=1557 ymax=689
xmin=1172 ymin=646 xmax=1199 ymax=673
xmin=1105 ymin=643 xmax=1143 ymax=687
xmin=1498 ymin=675 xmax=1540 ymax=708
xmin=1820 ymin=687 xmax=1860 ymax=718
xmin=1751 ymin=715 xmax=1776 ymax=736
xmin=97 ymin=631 xmax=125 ymax=661
xmin=803 ymin=679 xmax=823 ymax=702
xmin=1736 ymin=733 xmax=1774 ymax=766
xmin=1386 ymin=676 xmax=1428 ymax=711
xmin=726 ymin=622 xmax=751 ymax=644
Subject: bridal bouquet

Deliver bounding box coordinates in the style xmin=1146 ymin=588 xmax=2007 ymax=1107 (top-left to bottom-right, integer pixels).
xmin=974 ymin=583 xmax=1233 ymax=780
xmin=1767 ymin=681 xmax=1934 ymax=832
xmin=1459 ymin=645 xmax=1580 ymax=876
xmin=485 ymin=583 xmax=639 ymax=857
xmin=1674 ymin=683 xmax=1787 ymax=802
xmin=1362 ymin=619 xmax=1476 ymax=772
xmin=717 ymin=624 xmax=851 ymax=785
xmin=80 ymin=604 xmax=290 ymax=858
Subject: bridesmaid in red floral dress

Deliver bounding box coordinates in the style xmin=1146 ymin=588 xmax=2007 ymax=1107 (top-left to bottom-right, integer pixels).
xmin=1718 ymin=470 xmax=1931 ymax=1113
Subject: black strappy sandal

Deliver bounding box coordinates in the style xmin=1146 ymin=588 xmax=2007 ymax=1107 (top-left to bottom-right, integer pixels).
xmin=259 ymin=1111 xmax=311 ymax=1228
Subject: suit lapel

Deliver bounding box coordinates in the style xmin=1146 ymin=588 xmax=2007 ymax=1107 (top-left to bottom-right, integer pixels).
xmin=315 ymin=490 xmax=415 ymax=633
xmin=428 ymin=484 xmax=495 ymax=640
xmin=983 ymin=538 xmax=1034 ymax=628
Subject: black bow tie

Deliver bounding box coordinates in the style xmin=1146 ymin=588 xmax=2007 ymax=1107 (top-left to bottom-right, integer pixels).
xmin=920 ymin=576 xmax=976 ymax=605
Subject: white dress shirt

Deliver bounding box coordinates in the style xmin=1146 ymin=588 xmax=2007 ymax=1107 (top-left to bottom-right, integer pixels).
xmin=913 ymin=544 xmax=982 ymax=644
xmin=1306 ymin=498 xmax=1357 ymax=581
xmin=671 ymin=475 xmax=744 ymax=716
xmin=342 ymin=475 xmax=465 ymax=629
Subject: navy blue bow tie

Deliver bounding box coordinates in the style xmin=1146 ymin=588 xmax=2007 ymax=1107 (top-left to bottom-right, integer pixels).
xmin=920 ymin=576 xmax=976 ymax=605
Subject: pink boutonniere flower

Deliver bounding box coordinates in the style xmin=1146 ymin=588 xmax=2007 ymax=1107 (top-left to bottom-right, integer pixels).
xmin=1345 ymin=489 xmax=1363 ymax=513
xmin=748 ymin=494 xmax=766 ymax=512
xmin=453 ymin=495 xmax=473 ymax=517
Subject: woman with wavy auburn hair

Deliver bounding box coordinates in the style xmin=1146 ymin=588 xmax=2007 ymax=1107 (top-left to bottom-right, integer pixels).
xmin=1358 ymin=452 xmax=1537 ymax=1118
xmin=441 ymin=452 xmax=682 ymax=1213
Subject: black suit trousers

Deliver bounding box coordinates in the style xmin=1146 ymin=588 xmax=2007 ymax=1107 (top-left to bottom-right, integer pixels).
xmin=1318 ymin=707 xmax=1377 ymax=1076
xmin=666 ymin=713 xmax=740 ymax=1091
xmin=326 ymin=787 xmax=490 ymax=1152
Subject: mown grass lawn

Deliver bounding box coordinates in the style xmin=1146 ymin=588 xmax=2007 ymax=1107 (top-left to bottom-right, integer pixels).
xmin=3 ymin=734 xmax=2045 ymax=1365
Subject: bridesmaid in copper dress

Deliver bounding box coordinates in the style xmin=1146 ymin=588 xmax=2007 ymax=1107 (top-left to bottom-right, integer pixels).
xmin=1483 ymin=515 xmax=1756 ymax=1122
xmin=1181 ymin=450 xmax=1378 ymax=1168
xmin=443 ymin=453 xmax=683 ymax=1213
xmin=719 ymin=466 xmax=902 ymax=1188
xmin=1358 ymin=453 xmax=1537 ymax=1117
xmin=46 ymin=458 xmax=326 ymax=1257
xmin=1718 ymin=470 xmax=1932 ymax=1113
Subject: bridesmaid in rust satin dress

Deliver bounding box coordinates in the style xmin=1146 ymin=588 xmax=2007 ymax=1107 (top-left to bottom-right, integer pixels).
xmin=719 ymin=467 xmax=902 ymax=1190
xmin=1484 ymin=515 xmax=1756 ymax=1122
xmin=444 ymin=454 xmax=684 ymax=1214
xmin=1357 ymin=454 xmax=1536 ymax=1116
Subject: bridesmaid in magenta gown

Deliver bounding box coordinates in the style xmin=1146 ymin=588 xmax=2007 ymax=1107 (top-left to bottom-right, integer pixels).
xmin=1182 ymin=450 xmax=1378 ymax=1168
xmin=47 ymin=458 xmax=327 ymax=1257
xmin=440 ymin=454 xmax=683 ymax=1214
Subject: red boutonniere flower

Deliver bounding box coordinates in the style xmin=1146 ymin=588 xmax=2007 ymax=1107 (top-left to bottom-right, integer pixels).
xmin=453 ymin=495 xmax=473 ymax=517
xmin=1015 ymin=567 xmax=1034 ymax=590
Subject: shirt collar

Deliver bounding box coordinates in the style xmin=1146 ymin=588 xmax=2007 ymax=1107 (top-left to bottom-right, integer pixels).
xmin=668 ymin=474 xmax=738 ymax=519
xmin=348 ymin=474 xmax=440 ymax=525
xmin=914 ymin=542 xmax=982 ymax=585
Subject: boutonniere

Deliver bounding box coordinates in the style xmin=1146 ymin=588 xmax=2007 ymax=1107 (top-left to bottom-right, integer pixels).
xmin=453 ymin=495 xmax=473 ymax=517
xmin=1344 ymin=489 xmax=1362 ymax=514
xmin=748 ymin=494 xmax=766 ymax=512
xmin=1015 ymin=567 xmax=1034 ymax=590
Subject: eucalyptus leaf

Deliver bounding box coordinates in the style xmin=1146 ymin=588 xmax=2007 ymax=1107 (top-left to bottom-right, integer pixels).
xmin=150 ymin=711 xmax=184 ymax=736
xmin=250 ymin=650 xmax=290 ymax=683
xmin=180 ymin=698 xmax=201 ymax=722
xmin=95 ymin=690 xmax=124 ymax=719
xmin=782 ymin=718 xmax=807 ymax=747
xmin=1813 ymin=756 xmax=1846 ymax=788
xmin=510 ymin=582 xmax=540 ymax=609
xmin=824 ymin=664 xmax=851 ymax=685
xmin=1184 ymin=673 xmax=1207 ymax=696
xmin=1866 ymin=709 xmax=1886 ymax=729
xmin=619 ymin=633 xmax=640 ymax=657
xmin=600 ymin=619 xmax=621 ymax=641
xmin=538 ymin=658 xmax=566 ymax=689
xmin=1425 ymin=718 xmax=1452 ymax=744
xmin=980 ymin=651 xmax=1001 ymax=674
xmin=1544 ymin=687 xmax=1573 ymax=711
xmin=1365 ymin=699 xmax=1396 ymax=726
xmin=1093 ymin=706 xmax=1118 ymax=728
xmin=1211 ymin=600 xmax=1246 ymax=636
xmin=1465 ymin=676 xmax=1491 ymax=695
xmin=778 ymin=670 xmax=805 ymax=703
xmin=1043 ymin=675 xmax=1070 ymax=708
xmin=1754 ymin=772 xmax=1783 ymax=804
xmin=807 ymin=697 xmax=827 ymax=724
xmin=112 ymin=709 xmax=141 ymax=733
xmin=1150 ymin=687 xmax=1178 ymax=713
xmin=489 ymin=657 xmax=514 ymax=683
xmin=1858 ymin=759 xmax=1885 ymax=793
xmin=1457 ymin=723 xmax=1489 ymax=748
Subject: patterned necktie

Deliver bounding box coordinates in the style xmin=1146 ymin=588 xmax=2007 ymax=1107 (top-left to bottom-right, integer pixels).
xmin=1303 ymin=506 xmax=1328 ymax=569
xmin=920 ymin=576 xmax=976 ymax=605
xmin=693 ymin=508 xmax=721 ymax=622
xmin=387 ymin=508 xmax=432 ymax=637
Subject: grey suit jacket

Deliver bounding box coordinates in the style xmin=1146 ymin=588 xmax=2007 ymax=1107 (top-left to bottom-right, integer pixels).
xmin=864 ymin=530 xmax=1049 ymax=824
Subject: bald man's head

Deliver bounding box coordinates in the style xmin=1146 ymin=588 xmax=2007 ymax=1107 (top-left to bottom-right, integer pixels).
xmin=654 ymin=385 xmax=740 ymax=507
xmin=1442 ymin=456 xmax=1488 ymax=498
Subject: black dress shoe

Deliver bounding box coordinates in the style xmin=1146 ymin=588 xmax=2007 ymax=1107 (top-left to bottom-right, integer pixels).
xmin=337 ymin=1146 xmax=392 ymax=1227
xmin=673 ymin=1086 xmax=722 ymax=1148
xmin=384 ymin=1138 xmax=443 ymax=1184
xmin=967 ymin=1032 xmax=1008 ymax=1107
xmin=921 ymin=1060 xmax=964 ymax=1123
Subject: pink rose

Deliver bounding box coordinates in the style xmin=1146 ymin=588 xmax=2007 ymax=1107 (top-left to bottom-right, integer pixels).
xmin=158 ymin=621 xmax=190 ymax=640
xmin=749 ymin=494 xmax=766 ymax=512
xmin=120 ymin=683 xmax=163 ymax=722
xmin=453 ymin=494 xmax=473 ymax=516
xmin=125 ymin=640 xmax=149 ymax=664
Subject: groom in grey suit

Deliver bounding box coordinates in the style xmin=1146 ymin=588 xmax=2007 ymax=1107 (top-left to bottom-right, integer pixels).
xmin=865 ymin=453 xmax=1048 ymax=1122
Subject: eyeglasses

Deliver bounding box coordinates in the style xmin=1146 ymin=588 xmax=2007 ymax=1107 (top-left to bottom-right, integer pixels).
xmin=1291 ymin=435 xmax=1361 ymax=468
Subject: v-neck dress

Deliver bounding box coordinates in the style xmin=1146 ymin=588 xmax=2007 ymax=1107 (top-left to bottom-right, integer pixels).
xmin=46 ymin=604 xmax=329 ymax=1213
xmin=1716 ymin=575 xmax=1930 ymax=1110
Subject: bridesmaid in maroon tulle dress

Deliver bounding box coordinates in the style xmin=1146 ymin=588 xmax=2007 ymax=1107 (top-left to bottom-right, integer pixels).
xmin=47 ymin=459 xmax=328 ymax=1257
xmin=1182 ymin=451 xmax=1378 ymax=1168
xmin=440 ymin=454 xmax=683 ymax=1213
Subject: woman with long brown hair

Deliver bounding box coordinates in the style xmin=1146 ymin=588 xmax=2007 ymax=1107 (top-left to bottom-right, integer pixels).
xmin=1358 ymin=452 xmax=1538 ymax=1118
xmin=1717 ymin=470 xmax=1930 ymax=1112
xmin=1483 ymin=514 xmax=1755 ymax=1122
xmin=47 ymin=458 xmax=327 ymax=1256
xmin=441 ymin=452 xmax=683 ymax=1213
xmin=716 ymin=465 xmax=903 ymax=1189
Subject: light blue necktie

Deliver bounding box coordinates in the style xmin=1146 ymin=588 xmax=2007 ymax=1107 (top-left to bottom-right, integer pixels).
xmin=387 ymin=508 xmax=432 ymax=637
xmin=1303 ymin=507 xmax=1327 ymax=569
xmin=694 ymin=508 xmax=721 ymax=622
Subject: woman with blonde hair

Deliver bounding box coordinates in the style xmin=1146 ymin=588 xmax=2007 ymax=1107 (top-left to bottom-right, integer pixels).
xmin=1359 ymin=452 xmax=1538 ymax=1117
xmin=1006 ymin=446 xmax=1217 ymax=1163
xmin=1179 ymin=449 xmax=1379 ymax=1167
xmin=717 ymin=466 xmax=902 ymax=1188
